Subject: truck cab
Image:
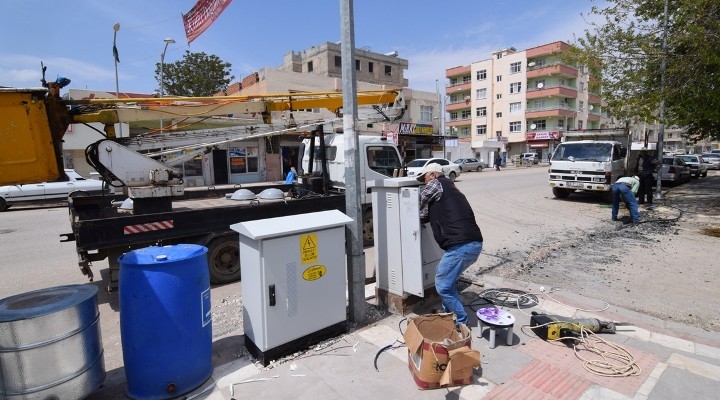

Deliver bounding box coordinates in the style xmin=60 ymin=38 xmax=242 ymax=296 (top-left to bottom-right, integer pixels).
xmin=300 ymin=133 xmax=403 ymax=244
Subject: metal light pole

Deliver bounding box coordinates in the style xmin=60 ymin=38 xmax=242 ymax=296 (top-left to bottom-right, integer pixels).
xmin=654 ymin=0 xmax=669 ymax=201
xmin=159 ymin=37 xmax=176 ymax=131
xmin=113 ymin=23 xmax=123 ymax=137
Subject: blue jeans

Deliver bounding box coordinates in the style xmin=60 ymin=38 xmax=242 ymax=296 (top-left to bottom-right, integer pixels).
xmin=612 ymin=183 xmax=640 ymax=223
xmin=435 ymin=241 xmax=483 ymax=325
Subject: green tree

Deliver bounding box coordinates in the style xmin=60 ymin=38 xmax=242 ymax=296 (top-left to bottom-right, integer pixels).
xmin=155 ymin=51 xmax=235 ymax=97
xmin=572 ymin=0 xmax=720 ymax=142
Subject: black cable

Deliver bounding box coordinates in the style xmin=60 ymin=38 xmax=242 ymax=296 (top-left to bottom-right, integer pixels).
xmin=479 ymin=288 xmax=539 ymax=309
xmin=373 ymin=340 xmax=404 ymax=372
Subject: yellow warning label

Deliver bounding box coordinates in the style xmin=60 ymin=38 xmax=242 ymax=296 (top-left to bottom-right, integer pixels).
xmin=300 ymin=233 xmax=318 ymax=264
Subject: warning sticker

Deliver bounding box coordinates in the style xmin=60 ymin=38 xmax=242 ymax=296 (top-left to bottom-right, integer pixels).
xmin=300 ymin=233 xmax=318 ymax=264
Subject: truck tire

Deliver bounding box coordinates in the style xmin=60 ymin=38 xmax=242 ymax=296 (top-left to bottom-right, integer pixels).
xmin=362 ymin=208 xmax=374 ymax=247
xmin=0 ymin=197 xmax=7 ymax=212
xmin=448 ymin=171 xmax=457 ymax=181
xmin=207 ymin=236 xmax=241 ymax=284
xmin=552 ymin=187 xmax=571 ymax=199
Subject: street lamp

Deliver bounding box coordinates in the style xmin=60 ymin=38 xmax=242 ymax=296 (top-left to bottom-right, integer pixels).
xmin=159 ymin=37 xmax=176 ymax=130
xmin=113 ymin=23 xmax=122 ymax=137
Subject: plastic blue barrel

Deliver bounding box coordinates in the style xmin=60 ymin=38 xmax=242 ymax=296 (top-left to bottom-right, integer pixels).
xmin=118 ymin=244 xmax=212 ymax=400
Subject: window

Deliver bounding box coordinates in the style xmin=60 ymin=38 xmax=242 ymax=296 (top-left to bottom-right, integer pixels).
xmin=461 ymin=110 xmax=471 ymax=119
xmin=578 ymin=120 xmax=583 ymax=129
xmin=476 ymin=88 xmax=487 ymax=99
xmin=459 ymin=127 xmax=470 ymax=137
xmin=496 ymin=112 xmax=503 ymax=118
xmin=420 ymin=105 xmax=433 ymax=122
xmin=229 ymin=146 xmax=259 ymax=174
xmin=496 ymin=131 xmax=502 ymax=137
xmin=462 ymin=76 xmax=471 ymax=84
xmin=496 ymin=93 xmax=502 ymax=99
xmin=476 ymin=107 xmax=487 ymax=117
xmin=558 ymin=119 xmax=565 ymax=128
xmin=369 ymin=62 xmax=374 ymax=73
xmin=510 ymin=82 xmax=522 ymax=93
xmin=509 ymin=102 xmax=521 ymax=113
xmin=534 ymin=79 xmax=545 ymax=89
xmin=510 ymin=62 xmax=521 ymax=73
xmin=477 ymin=124 xmax=487 ymax=135
xmin=183 ymin=158 xmax=203 ymax=177
xmin=307 ymin=61 xmax=313 ymax=72
xmin=496 ymin=53 xmax=503 ymax=59
xmin=334 ymin=56 xmax=342 ymax=67
xmin=510 ymin=121 xmax=522 ymax=132
xmin=529 ymin=120 xmax=546 ymax=130
xmin=579 ymin=82 xmax=585 ymax=92
xmin=384 ymin=65 xmax=392 ymax=76
xmin=477 ymin=69 xmax=487 ymax=80
xmin=355 ymin=59 xmax=361 ymax=71
xmin=367 ymin=146 xmax=401 ymax=177
xmin=496 ymin=75 xmax=502 ymax=82
xmin=450 ymin=111 xmax=458 ymax=120
xmin=579 ymin=101 xmax=585 ymax=112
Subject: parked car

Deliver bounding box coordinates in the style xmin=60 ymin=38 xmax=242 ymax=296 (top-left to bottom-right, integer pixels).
xmin=677 ymin=155 xmax=708 ymax=178
xmin=657 ymin=157 xmax=692 ymax=184
xmin=522 ymin=153 xmax=540 ymax=164
xmin=406 ymin=158 xmax=462 ymax=181
xmin=0 ymin=169 xmax=113 ymax=211
xmin=453 ymin=158 xmax=487 ymax=172
xmin=709 ymin=149 xmax=720 ymax=154
xmin=701 ymin=153 xmax=720 ymax=170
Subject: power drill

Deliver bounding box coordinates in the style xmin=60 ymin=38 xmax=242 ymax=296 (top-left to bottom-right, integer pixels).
xmin=529 ymin=312 xmax=618 ymax=341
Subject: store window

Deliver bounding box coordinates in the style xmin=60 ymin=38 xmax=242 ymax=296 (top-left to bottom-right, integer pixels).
xmin=229 ymin=146 xmax=259 ymax=174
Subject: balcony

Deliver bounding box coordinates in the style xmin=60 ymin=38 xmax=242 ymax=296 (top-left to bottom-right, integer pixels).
xmin=447 ymin=118 xmax=471 ymax=128
xmin=587 ymin=93 xmax=601 ymax=104
xmin=526 ymin=63 xmax=578 ymax=79
xmin=446 ymin=99 xmax=471 ymax=112
xmin=526 ymin=84 xmax=577 ymax=99
xmin=525 ymin=103 xmax=576 ymax=119
xmin=526 ymin=41 xmax=573 ymax=58
xmin=446 ymin=65 xmax=471 ymax=78
xmin=446 ymin=81 xmax=471 ymax=94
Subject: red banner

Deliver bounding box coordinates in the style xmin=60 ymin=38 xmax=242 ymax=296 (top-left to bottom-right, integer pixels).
xmin=182 ymin=0 xmax=233 ymax=44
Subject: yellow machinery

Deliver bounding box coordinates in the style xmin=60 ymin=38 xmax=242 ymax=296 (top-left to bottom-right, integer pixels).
xmin=0 ymin=81 xmax=400 ymax=186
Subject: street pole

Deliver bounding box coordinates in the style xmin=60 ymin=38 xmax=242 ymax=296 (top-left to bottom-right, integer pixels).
xmin=159 ymin=37 xmax=175 ymax=131
xmin=113 ymin=23 xmax=122 ymax=137
xmin=655 ymin=0 xmax=668 ymax=201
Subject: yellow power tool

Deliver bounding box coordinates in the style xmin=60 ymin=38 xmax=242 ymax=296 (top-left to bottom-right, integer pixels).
xmin=529 ymin=312 xmax=623 ymax=341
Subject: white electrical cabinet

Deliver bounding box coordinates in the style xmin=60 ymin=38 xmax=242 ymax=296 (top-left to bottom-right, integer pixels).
xmin=368 ymin=177 xmax=444 ymax=297
xmin=230 ymin=210 xmax=352 ymax=366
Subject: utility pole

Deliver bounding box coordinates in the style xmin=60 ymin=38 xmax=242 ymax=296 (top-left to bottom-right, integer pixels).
xmin=655 ymin=0 xmax=669 ymax=201
xmin=113 ymin=23 xmax=123 ymax=137
xmin=340 ymin=0 xmax=365 ymax=324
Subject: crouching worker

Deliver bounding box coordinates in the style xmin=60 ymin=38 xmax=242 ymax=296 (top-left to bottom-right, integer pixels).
xmin=417 ymin=163 xmax=484 ymax=328
xmin=611 ymin=176 xmax=641 ymax=224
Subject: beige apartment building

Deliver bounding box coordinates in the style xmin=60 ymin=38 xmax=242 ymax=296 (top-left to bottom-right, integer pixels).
xmin=446 ymin=41 xmax=606 ymax=164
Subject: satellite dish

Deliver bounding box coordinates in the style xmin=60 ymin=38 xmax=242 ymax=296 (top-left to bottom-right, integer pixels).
xmin=588 ymin=105 xmax=594 ymax=111
xmin=528 ymin=61 xmax=536 ymax=67
xmin=536 ymin=82 xmax=544 ymax=89
xmin=530 ymin=124 xmax=537 ymax=129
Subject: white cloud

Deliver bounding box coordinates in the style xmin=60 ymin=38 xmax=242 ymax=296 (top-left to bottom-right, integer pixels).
xmin=0 ymin=53 xmax=125 ymax=89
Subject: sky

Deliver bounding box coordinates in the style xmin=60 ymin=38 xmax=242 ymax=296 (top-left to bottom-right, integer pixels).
xmin=1 ymin=0 xmax=600 ymax=95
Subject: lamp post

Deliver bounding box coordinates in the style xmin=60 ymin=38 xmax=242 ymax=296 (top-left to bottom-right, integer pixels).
xmin=159 ymin=37 xmax=176 ymax=130
xmin=113 ymin=23 xmax=122 ymax=137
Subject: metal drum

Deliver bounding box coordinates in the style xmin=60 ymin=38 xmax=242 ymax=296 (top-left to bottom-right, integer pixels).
xmin=0 ymin=284 xmax=105 ymax=400
xmin=119 ymin=244 xmax=212 ymax=400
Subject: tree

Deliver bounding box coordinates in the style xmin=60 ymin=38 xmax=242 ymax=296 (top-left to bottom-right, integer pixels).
xmin=571 ymin=0 xmax=720 ymax=142
xmin=155 ymin=51 xmax=235 ymax=97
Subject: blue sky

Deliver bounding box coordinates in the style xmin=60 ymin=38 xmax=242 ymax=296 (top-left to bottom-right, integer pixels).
xmin=1 ymin=0 xmax=598 ymax=95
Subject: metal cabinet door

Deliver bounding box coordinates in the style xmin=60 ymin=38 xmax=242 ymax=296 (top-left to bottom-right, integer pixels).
xmin=399 ymin=187 xmax=424 ymax=297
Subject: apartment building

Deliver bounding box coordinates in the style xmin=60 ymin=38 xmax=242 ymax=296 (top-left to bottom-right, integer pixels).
xmin=446 ymin=41 xmax=606 ymax=163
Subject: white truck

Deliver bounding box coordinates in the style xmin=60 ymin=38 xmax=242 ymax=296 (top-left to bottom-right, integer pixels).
xmin=300 ymin=133 xmax=403 ymax=245
xmin=548 ymin=129 xmax=630 ymax=201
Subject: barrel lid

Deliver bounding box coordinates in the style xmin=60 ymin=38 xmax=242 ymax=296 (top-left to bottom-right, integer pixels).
xmin=0 ymin=284 xmax=98 ymax=322
xmin=119 ymin=244 xmax=208 ymax=266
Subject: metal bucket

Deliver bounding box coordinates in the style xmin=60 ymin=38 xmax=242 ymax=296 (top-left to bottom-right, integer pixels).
xmin=0 ymin=284 xmax=105 ymax=400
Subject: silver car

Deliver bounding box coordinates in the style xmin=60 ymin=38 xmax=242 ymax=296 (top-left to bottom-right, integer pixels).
xmin=677 ymin=155 xmax=708 ymax=178
xmin=453 ymin=158 xmax=487 ymax=172
xmin=658 ymin=157 xmax=692 ymax=184
xmin=701 ymin=153 xmax=720 ymax=170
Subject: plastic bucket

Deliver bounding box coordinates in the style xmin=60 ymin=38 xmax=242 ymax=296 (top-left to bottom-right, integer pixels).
xmin=0 ymin=284 xmax=105 ymax=399
xmin=119 ymin=244 xmax=212 ymax=400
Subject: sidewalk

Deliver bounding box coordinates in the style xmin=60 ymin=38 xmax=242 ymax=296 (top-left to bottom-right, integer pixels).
xmin=111 ymin=275 xmax=720 ymax=400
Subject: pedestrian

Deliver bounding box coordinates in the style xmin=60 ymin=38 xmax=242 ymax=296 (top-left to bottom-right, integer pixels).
xmin=611 ymin=175 xmax=641 ymax=225
xmin=417 ymin=163 xmax=484 ymax=328
xmin=635 ymin=149 xmax=659 ymax=205
xmin=494 ymin=155 xmax=501 ymax=171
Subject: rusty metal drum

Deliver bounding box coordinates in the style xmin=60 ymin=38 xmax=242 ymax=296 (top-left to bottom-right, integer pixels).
xmin=0 ymin=284 xmax=105 ymax=399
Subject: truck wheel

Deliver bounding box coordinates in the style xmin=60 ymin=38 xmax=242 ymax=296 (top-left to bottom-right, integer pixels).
xmin=552 ymin=187 xmax=571 ymax=199
xmin=0 ymin=197 xmax=7 ymax=212
xmin=362 ymin=208 xmax=374 ymax=247
xmin=207 ymin=236 xmax=241 ymax=284
xmin=702 ymin=171 xmax=708 ymax=177
xmin=448 ymin=171 xmax=457 ymax=181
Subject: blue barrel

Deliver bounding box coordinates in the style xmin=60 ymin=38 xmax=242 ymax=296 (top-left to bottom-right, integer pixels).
xmin=119 ymin=244 xmax=212 ymax=400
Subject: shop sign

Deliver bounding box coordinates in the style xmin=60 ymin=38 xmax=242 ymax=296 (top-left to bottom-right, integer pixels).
xmin=399 ymin=123 xmax=434 ymax=135
xmin=526 ymin=131 xmax=561 ymax=141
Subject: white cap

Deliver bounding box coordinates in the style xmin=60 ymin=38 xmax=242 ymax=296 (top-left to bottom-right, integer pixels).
xmin=416 ymin=163 xmax=444 ymax=182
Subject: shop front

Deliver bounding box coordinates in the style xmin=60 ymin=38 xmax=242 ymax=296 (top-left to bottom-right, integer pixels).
xmin=526 ymin=131 xmax=562 ymax=162
xmin=389 ymin=123 xmax=456 ymax=163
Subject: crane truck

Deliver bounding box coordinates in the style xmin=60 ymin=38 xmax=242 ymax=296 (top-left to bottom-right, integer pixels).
xmin=548 ymin=129 xmax=631 ymax=202
xmin=0 ymin=76 xmax=404 ymax=290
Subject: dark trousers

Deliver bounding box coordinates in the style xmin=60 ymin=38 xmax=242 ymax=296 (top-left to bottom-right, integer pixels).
xmin=638 ymin=174 xmax=654 ymax=204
